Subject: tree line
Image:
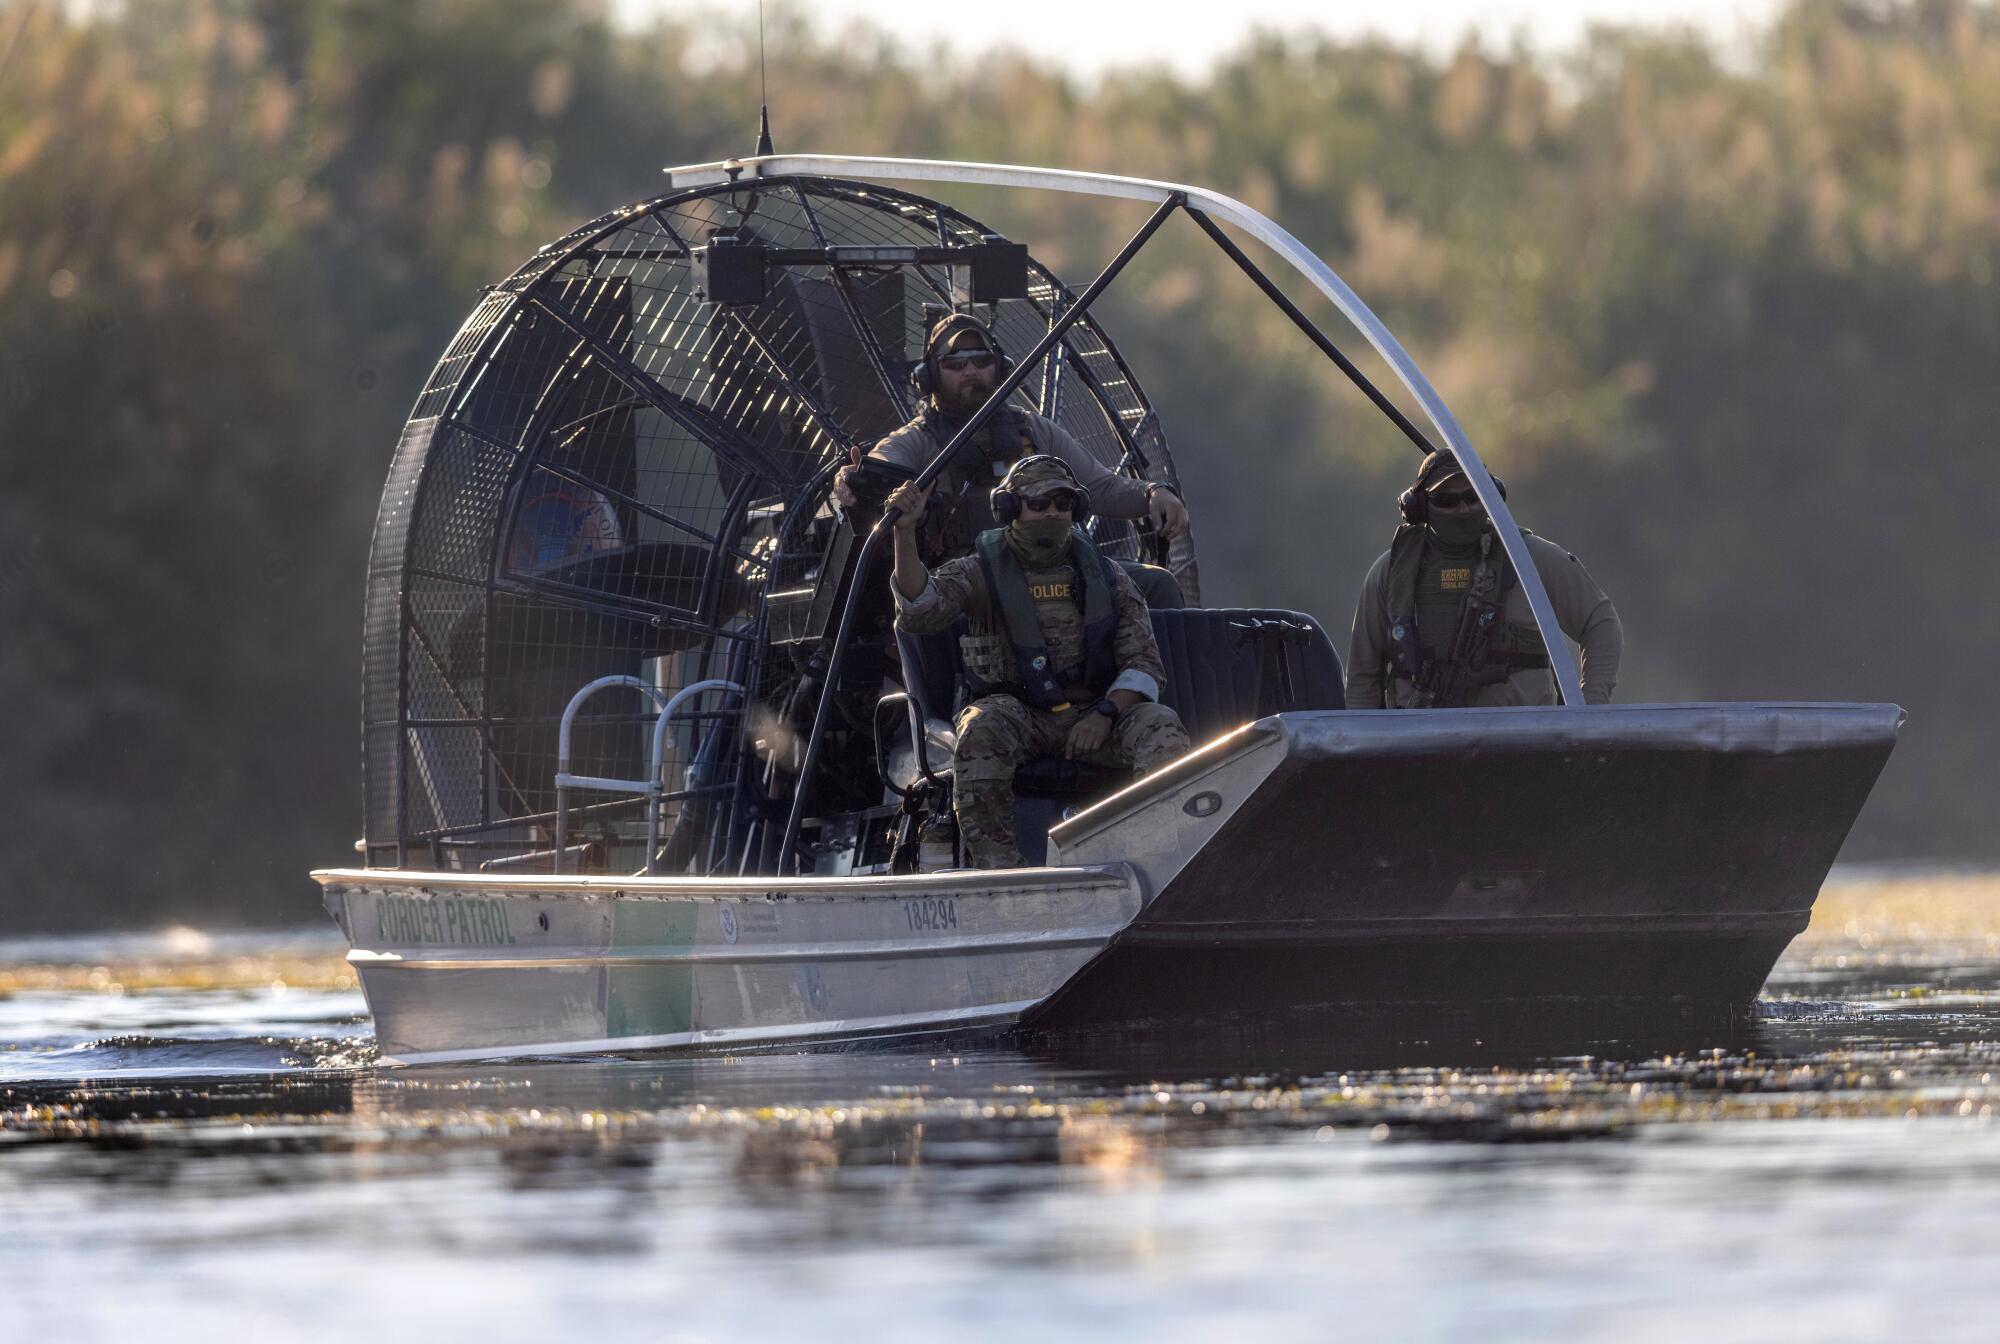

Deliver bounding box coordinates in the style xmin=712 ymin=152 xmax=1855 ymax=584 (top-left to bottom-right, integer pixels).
xmin=2 ymin=0 xmax=1993 ymax=929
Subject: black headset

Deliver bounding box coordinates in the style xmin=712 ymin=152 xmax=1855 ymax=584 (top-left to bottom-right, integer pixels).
xmin=990 ymin=454 xmax=1091 ymax=526
xmin=1398 ymin=452 xmax=1506 ymax=526
xmin=912 ymin=317 xmax=1015 ymax=398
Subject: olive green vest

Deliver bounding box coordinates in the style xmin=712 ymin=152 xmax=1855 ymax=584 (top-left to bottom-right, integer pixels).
xmin=969 ymin=528 xmax=1118 ymax=709
xmin=1382 ymin=524 xmax=1549 ymax=698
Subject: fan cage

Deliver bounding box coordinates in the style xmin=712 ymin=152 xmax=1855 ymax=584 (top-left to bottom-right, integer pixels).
xmin=361 ymin=175 xmax=1190 ymax=874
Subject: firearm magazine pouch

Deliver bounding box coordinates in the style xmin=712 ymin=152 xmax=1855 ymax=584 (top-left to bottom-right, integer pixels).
xmin=957 ymin=633 xmax=1010 ymax=689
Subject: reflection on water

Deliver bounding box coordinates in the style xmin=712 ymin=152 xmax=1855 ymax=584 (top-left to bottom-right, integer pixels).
xmin=3 ymin=876 xmax=1997 ymax=1340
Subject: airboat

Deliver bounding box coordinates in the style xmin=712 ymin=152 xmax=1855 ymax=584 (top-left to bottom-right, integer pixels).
xmin=312 ymin=150 xmax=1902 ymax=1065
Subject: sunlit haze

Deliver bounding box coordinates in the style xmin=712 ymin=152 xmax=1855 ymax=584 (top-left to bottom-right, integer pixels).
xmin=624 ymin=0 xmax=1787 ymax=77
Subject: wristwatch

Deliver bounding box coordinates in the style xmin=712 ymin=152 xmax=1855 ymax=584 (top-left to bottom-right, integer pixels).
xmin=1090 ymin=698 xmax=1119 ymax=720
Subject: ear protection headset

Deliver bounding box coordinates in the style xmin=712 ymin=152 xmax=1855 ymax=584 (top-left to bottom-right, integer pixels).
xmin=911 ymin=316 xmax=1014 ymax=398
xmin=990 ymin=455 xmax=1091 ymax=527
xmin=1398 ymin=452 xmax=1506 ymax=526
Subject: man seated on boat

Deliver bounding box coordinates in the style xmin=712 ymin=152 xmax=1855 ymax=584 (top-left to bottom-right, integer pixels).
xmin=1346 ymin=451 xmax=1623 ymax=708
xmin=884 ymin=455 xmax=1192 ymax=868
xmin=834 ymin=314 xmax=1189 ymax=578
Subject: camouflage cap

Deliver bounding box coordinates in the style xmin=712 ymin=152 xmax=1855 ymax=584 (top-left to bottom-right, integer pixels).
xmin=1000 ymin=453 xmax=1083 ymax=501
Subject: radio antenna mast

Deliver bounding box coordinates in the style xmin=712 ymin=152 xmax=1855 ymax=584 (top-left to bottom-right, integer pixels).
xmin=754 ymin=0 xmax=773 ymax=155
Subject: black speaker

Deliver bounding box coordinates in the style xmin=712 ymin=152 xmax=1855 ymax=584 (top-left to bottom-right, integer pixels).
xmin=701 ymin=233 xmax=766 ymax=305
xmin=968 ymin=237 xmax=1029 ymax=303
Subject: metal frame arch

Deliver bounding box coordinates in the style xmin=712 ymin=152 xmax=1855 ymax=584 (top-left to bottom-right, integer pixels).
xmin=666 ymin=154 xmax=1584 ymax=706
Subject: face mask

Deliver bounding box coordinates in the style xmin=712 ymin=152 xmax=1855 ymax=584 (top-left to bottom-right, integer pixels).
xmin=1428 ymin=509 xmax=1487 ymax=550
xmin=1006 ymin=516 xmax=1072 ymax=566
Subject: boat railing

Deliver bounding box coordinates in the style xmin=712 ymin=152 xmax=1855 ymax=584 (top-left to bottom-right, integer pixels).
xmin=553 ymin=676 xmax=745 ymax=875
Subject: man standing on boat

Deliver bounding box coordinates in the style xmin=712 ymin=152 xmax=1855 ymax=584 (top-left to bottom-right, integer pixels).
xmin=1346 ymin=451 xmax=1623 ymax=709
xmin=884 ymin=455 xmax=1192 ymax=868
xmin=835 ymin=314 xmax=1189 ymax=568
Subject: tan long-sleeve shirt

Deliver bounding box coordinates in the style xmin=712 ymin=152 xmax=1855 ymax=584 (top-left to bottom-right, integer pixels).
xmin=868 ymin=402 xmax=1153 ymax=521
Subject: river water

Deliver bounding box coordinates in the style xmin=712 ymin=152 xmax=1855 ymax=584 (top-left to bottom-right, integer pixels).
xmin=4 ymin=874 xmax=1996 ymax=1341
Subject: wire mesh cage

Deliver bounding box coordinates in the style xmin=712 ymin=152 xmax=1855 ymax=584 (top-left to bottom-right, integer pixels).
xmin=362 ymin=175 xmax=1192 ymax=874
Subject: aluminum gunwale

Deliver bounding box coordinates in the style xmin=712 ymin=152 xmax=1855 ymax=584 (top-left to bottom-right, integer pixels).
xmin=349 ymin=923 xmax=1127 ymax=969
xmin=312 ymin=863 xmax=1140 ymax=898
xmin=666 ymin=153 xmax=1585 ymax=703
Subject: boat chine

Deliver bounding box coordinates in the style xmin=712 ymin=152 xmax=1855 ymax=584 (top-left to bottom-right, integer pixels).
xmin=315 ymin=864 xmax=1144 ymax=1064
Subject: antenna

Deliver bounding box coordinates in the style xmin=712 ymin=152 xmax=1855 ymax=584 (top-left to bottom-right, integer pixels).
xmin=754 ymin=0 xmax=773 ymax=155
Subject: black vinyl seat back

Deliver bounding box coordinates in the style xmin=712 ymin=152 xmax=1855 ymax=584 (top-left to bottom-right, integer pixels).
xmin=894 ymin=624 xmax=961 ymax=727
xmin=1150 ymin=607 xmax=1344 ymax=745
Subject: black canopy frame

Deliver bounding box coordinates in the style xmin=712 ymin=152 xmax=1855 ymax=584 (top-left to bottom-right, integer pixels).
xmin=771 ymin=195 xmax=1449 ymax=871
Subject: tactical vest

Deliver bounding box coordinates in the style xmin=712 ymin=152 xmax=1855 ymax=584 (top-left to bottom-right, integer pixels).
xmin=1382 ymin=524 xmax=1549 ymax=702
xmin=917 ymin=403 xmax=1037 ymax=564
xmin=968 ymin=527 xmax=1119 ymax=710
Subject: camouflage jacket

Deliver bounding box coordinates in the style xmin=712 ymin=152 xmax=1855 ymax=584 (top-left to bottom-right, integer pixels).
xmin=895 ymin=537 xmax=1168 ymax=704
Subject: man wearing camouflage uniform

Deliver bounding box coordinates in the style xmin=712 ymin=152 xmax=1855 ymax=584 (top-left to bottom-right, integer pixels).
xmin=886 ymin=455 xmax=1192 ymax=868
xmin=1347 ymin=450 xmax=1623 ymax=708
xmin=836 ymin=313 xmax=1188 ymax=566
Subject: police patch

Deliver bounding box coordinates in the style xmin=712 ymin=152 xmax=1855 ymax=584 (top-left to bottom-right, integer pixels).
xmin=1029 ymin=579 xmax=1075 ymax=601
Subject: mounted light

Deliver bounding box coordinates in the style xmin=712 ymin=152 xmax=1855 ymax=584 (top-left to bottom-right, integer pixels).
xmin=700 ymin=232 xmax=767 ymax=305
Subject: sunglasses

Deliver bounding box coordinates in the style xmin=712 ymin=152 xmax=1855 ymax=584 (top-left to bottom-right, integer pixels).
xmin=1426 ymin=488 xmax=1482 ymax=509
xmin=937 ymin=351 xmax=997 ymax=372
xmin=1023 ymin=491 xmax=1078 ymax=512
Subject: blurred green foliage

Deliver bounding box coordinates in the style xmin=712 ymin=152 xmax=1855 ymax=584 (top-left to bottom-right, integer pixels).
xmin=2 ymin=0 xmax=1994 ymax=928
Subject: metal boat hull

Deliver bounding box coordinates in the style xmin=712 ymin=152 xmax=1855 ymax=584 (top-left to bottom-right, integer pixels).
xmin=315 ymin=867 xmax=1142 ymax=1064
xmin=1036 ymin=702 xmax=1903 ymax=1028
xmin=319 ymin=703 xmax=1901 ymax=1062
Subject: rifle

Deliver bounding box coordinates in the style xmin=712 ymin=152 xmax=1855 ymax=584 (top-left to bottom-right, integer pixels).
xmin=1411 ymin=540 xmax=1504 ymax=709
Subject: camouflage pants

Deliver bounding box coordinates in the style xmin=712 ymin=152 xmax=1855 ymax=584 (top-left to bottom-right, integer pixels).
xmin=951 ymin=694 xmax=1192 ymax=869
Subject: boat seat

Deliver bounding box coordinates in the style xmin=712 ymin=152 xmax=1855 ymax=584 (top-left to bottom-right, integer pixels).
xmin=1150 ymin=607 xmax=1345 ymax=746
xmin=888 ymin=605 xmax=1343 ymax=864
xmin=889 ymin=559 xmax=1184 ymax=729
xmin=890 ymin=624 xmax=1131 ymax=799
xmin=894 ymin=623 xmax=961 ymax=740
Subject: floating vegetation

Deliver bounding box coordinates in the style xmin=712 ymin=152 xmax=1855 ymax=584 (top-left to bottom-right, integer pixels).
xmin=1793 ymin=872 xmax=2000 ymax=959
xmin=0 ymin=952 xmax=356 ymax=996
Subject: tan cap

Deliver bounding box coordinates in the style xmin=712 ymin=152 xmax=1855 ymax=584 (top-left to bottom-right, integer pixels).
xmin=926 ymin=313 xmax=995 ymax=358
